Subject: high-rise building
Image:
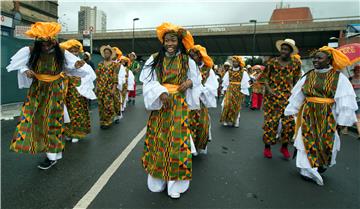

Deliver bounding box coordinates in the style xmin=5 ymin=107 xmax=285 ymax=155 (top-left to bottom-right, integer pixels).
xmin=78 ymin=6 xmax=106 ymax=33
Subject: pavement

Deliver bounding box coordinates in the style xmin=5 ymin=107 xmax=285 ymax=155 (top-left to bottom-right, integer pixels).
xmin=1 ymin=96 xmax=359 ymax=209
xmin=0 ymin=102 xmax=22 ymax=120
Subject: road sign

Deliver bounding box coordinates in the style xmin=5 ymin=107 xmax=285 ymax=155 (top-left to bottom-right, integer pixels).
xmin=1 ymin=15 xmax=13 ymax=27
xmin=83 ymin=39 xmax=91 ymax=47
xmin=83 ymin=30 xmax=90 ymax=36
xmin=14 ymin=25 xmax=31 ymax=39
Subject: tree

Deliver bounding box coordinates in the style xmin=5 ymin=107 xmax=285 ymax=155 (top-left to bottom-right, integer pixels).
xmin=245 ymin=57 xmax=264 ymax=66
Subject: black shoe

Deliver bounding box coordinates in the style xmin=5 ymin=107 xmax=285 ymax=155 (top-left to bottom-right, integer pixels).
xmin=114 ymin=119 xmax=120 ymax=124
xmin=132 ymin=100 xmax=135 ymax=105
xmin=300 ymin=175 xmax=311 ymax=181
xmin=318 ymin=166 xmax=327 ymax=174
xmin=100 ymin=125 xmax=110 ymax=129
xmin=38 ymin=158 xmax=57 ymax=170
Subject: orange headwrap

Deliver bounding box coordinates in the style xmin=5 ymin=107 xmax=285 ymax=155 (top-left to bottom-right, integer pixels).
xmin=189 ymin=45 xmax=214 ymax=68
xmin=112 ymin=47 xmax=123 ymax=60
xmin=25 ymin=22 xmax=61 ymax=40
xmin=252 ymin=65 xmax=265 ymax=71
xmin=156 ymin=22 xmax=194 ymax=51
xmin=120 ymin=55 xmax=132 ymax=67
xmin=232 ymin=56 xmax=245 ymax=68
xmin=319 ymin=46 xmax=351 ymax=70
xmin=291 ymin=54 xmax=302 ymax=64
xmin=60 ymin=39 xmax=84 ymax=53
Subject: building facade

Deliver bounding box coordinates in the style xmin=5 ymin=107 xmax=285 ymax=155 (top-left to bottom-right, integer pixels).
xmin=1 ymin=0 xmax=58 ymax=37
xmin=78 ymin=6 xmax=106 ymax=33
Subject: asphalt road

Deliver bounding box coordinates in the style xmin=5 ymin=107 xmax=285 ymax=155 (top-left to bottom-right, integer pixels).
xmin=1 ymin=97 xmax=359 ymax=209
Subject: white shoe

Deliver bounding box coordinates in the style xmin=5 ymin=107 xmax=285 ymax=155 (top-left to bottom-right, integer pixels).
xmin=72 ymin=138 xmax=79 ymax=143
xmin=199 ymin=147 xmax=208 ymax=155
xmin=169 ymin=192 xmax=180 ymax=199
xmin=223 ymin=122 xmax=229 ymax=126
xmin=65 ymin=136 xmax=71 ymax=141
xmin=193 ymin=152 xmax=199 ymax=157
xmin=311 ymin=171 xmax=324 ymax=186
xmin=234 ymin=123 xmax=239 ymax=128
xmin=300 ymin=168 xmax=324 ymax=186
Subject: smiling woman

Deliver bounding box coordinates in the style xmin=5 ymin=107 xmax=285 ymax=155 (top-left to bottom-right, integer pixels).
xmin=139 ymin=22 xmax=202 ymax=199
xmin=285 ymin=46 xmax=357 ymax=186
xmin=6 ymin=22 xmax=95 ymax=170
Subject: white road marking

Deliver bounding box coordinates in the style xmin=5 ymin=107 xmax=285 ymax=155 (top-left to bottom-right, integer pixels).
xmin=73 ymin=126 xmax=147 ymax=209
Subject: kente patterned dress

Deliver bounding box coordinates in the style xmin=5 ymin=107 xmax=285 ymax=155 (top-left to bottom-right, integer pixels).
xmin=189 ymin=63 xmax=218 ymax=150
xmin=64 ymin=59 xmax=96 ymax=139
xmin=118 ymin=65 xmax=135 ymax=111
xmin=6 ymin=47 xmax=91 ymax=156
xmin=220 ymin=69 xmax=250 ymax=124
xmin=250 ymin=72 xmax=265 ymax=109
xmin=140 ymin=53 xmax=201 ymax=181
xmin=258 ymin=57 xmax=301 ymax=145
xmin=128 ymin=60 xmax=141 ymax=96
xmin=96 ymin=61 xmax=118 ymax=126
xmin=285 ymin=67 xmax=357 ymax=185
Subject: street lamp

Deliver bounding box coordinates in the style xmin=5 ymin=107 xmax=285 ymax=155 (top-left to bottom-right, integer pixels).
xmin=132 ymin=18 xmax=140 ymax=52
xmin=328 ymin=36 xmax=339 ymax=48
xmin=249 ymin=19 xmax=257 ymax=65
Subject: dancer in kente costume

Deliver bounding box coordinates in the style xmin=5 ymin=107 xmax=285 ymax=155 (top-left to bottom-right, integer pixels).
xmin=60 ymin=39 xmax=96 ymax=143
xmin=258 ymin=39 xmax=302 ymax=159
xmin=118 ymin=55 xmax=135 ymax=114
xmin=112 ymin=47 xmax=123 ymax=123
xmin=250 ymin=65 xmax=265 ymax=110
xmin=6 ymin=22 xmax=93 ymax=169
xmin=220 ymin=56 xmax=250 ymax=127
xmin=285 ymin=46 xmax=357 ymax=186
xmin=96 ymin=45 xmax=118 ymax=129
xmin=188 ymin=44 xmax=218 ymax=155
xmin=128 ymin=52 xmax=141 ymax=105
xmin=140 ymin=22 xmax=201 ymax=199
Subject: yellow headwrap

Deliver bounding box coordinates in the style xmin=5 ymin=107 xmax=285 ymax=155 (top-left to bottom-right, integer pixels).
xmin=189 ymin=45 xmax=214 ymax=68
xmin=232 ymin=56 xmax=245 ymax=68
xmin=319 ymin=46 xmax=351 ymax=70
xmin=60 ymin=39 xmax=84 ymax=53
xmin=25 ymin=22 xmax=61 ymax=40
xmin=291 ymin=54 xmax=302 ymax=64
xmin=120 ymin=55 xmax=132 ymax=67
xmin=112 ymin=47 xmax=123 ymax=60
xmin=156 ymin=22 xmax=194 ymax=51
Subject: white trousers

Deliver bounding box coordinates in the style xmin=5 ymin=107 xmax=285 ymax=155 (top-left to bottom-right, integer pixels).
xmin=147 ymin=174 xmax=190 ymax=196
xmin=294 ymin=128 xmax=340 ymax=186
xmin=146 ymin=134 xmax=196 ymax=196
xmin=46 ymin=152 xmax=63 ymax=161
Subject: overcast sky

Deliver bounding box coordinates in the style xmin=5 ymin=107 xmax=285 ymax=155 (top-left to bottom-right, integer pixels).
xmin=58 ymin=0 xmax=360 ymax=32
